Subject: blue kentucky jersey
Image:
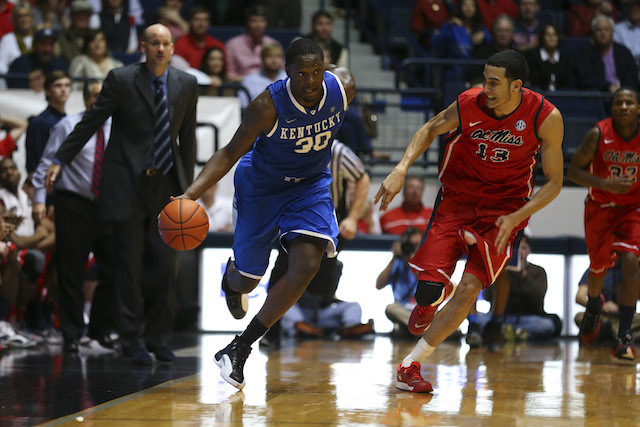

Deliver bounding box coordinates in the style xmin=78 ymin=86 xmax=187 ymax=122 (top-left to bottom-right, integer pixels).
xmin=240 ymin=71 xmax=348 ymax=194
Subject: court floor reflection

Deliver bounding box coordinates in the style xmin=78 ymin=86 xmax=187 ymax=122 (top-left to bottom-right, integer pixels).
xmin=15 ymin=334 xmax=640 ymax=425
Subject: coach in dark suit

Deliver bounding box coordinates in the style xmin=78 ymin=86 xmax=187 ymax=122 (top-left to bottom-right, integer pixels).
xmin=46 ymin=24 xmax=198 ymax=364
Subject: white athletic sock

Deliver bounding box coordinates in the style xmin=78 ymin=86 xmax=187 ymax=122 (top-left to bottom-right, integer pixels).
xmin=83 ymin=302 xmax=91 ymax=326
xmin=402 ymin=337 xmax=435 ymax=367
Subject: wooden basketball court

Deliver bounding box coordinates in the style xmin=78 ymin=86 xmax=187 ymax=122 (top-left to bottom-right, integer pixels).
xmin=34 ymin=334 xmax=639 ymax=426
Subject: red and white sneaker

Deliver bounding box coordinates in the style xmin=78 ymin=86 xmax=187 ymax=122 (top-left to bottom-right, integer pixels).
xmin=408 ymin=282 xmax=455 ymax=335
xmin=612 ymin=334 xmax=636 ymax=361
xmin=396 ymin=362 xmax=433 ymax=393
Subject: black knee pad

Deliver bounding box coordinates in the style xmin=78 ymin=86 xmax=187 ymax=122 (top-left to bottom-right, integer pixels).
xmin=415 ymin=281 xmax=446 ymax=307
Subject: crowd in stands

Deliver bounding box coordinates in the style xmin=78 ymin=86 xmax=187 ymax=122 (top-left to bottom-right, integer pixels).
xmin=408 ymin=0 xmax=640 ymax=92
xmin=0 ymin=0 xmax=638 ymax=352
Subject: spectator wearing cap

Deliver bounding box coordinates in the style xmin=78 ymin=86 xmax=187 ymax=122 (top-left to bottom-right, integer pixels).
xmin=0 ymin=0 xmax=15 ymax=40
xmin=57 ymin=0 xmax=93 ymax=63
xmin=614 ymin=0 xmax=640 ymax=68
xmin=7 ymin=28 xmax=68 ymax=88
xmin=174 ymin=6 xmax=225 ymax=69
xmin=0 ymin=2 xmax=35 ymax=88
xmin=224 ymin=5 xmax=281 ymax=82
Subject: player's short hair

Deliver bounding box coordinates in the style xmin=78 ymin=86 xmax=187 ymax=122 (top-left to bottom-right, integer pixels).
xmin=44 ymin=70 xmax=70 ymax=91
xmin=612 ymin=87 xmax=639 ymax=103
xmin=486 ymin=49 xmax=529 ymax=83
xmin=285 ymin=38 xmax=323 ymax=66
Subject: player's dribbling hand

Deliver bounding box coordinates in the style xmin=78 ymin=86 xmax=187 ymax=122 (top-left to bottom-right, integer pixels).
xmin=374 ymin=169 xmax=405 ymax=211
xmin=494 ymin=214 xmax=518 ymax=254
xmin=605 ymin=176 xmax=634 ymax=194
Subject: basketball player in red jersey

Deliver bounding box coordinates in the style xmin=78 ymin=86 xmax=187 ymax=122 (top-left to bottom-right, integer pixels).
xmin=568 ymin=88 xmax=640 ymax=361
xmin=375 ymin=50 xmax=564 ymax=392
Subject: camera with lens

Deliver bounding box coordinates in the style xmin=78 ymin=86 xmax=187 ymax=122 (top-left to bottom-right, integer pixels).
xmin=400 ymin=240 xmax=417 ymax=257
xmin=399 ymin=227 xmax=422 ymax=258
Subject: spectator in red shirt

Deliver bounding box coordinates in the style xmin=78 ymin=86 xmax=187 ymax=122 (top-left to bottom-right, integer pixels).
xmin=476 ymin=0 xmax=518 ymax=31
xmin=380 ymin=176 xmax=433 ymax=234
xmin=0 ymin=114 xmax=27 ymax=159
xmin=0 ymin=0 xmax=15 ymax=40
xmin=570 ymin=0 xmax=618 ymax=37
xmin=174 ymin=6 xmax=225 ymax=69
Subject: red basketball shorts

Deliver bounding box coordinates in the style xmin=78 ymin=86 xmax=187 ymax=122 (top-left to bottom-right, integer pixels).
xmin=408 ymin=187 xmax=528 ymax=288
xmin=584 ymin=198 xmax=640 ymax=276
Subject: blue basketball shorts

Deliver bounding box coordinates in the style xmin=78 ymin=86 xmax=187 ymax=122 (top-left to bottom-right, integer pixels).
xmin=231 ymin=183 xmax=339 ymax=279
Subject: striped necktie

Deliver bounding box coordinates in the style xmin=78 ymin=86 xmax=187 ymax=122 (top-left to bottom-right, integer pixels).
xmin=153 ymin=78 xmax=173 ymax=174
xmin=91 ymin=125 xmax=105 ymax=196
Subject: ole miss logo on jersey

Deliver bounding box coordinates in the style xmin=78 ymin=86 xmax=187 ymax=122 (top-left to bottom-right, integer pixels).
xmin=469 ymin=127 xmax=524 ymax=146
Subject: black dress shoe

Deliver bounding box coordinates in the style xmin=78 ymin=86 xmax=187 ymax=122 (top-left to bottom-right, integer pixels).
xmin=149 ymin=345 xmax=176 ymax=362
xmin=63 ymin=340 xmax=79 ymax=353
xmin=130 ymin=347 xmax=153 ymax=365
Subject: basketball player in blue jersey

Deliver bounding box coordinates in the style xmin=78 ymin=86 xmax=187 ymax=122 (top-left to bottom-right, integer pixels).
xmin=175 ymin=39 xmax=356 ymax=389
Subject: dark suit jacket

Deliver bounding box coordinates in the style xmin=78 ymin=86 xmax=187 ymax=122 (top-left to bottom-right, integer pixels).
xmin=524 ymin=48 xmax=574 ymax=90
xmin=573 ymin=41 xmax=638 ymax=91
xmin=55 ymin=63 xmax=198 ymax=221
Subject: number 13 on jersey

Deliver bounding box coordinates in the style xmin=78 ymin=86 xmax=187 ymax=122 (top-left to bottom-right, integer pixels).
xmin=476 ymin=142 xmax=510 ymax=162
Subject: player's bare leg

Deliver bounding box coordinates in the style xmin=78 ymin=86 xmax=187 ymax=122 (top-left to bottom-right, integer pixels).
xmin=422 ymin=273 xmax=483 ymax=347
xmin=396 ymin=273 xmax=482 ymax=393
xmin=614 ymin=252 xmax=640 ymax=360
xmin=255 ymin=236 xmax=326 ymax=327
xmin=221 ymin=259 xmax=260 ymax=320
xmin=215 ymin=235 xmax=326 ymax=389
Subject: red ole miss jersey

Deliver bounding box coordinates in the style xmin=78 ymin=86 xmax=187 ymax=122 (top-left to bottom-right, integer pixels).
xmin=589 ymin=118 xmax=640 ymax=205
xmin=439 ymin=87 xmax=555 ymax=199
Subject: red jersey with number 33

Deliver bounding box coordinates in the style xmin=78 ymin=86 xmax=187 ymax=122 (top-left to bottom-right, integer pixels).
xmin=439 ymin=87 xmax=555 ymax=199
xmin=589 ymin=118 xmax=640 ymax=205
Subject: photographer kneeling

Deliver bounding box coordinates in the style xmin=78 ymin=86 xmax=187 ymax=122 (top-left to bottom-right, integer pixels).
xmin=376 ymin=228 xmax=422 ymax=333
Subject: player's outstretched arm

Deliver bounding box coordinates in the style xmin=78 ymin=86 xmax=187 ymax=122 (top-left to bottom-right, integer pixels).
xmin=568 ymin=126 xmax=633 ymax=194
xmin=180 ymin=91 xmax=277 ymax=200
xmin=374 ymin=101 xmax=460 ymax=211
xmin=494 ymin=108 xmax=564 ymax=253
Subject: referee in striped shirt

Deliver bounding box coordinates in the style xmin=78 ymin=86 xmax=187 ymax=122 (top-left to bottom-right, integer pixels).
xmin=328 ymin=140 xmax=370 ymax=240
xmin=260 ymin=140 xmax=371 ymax=348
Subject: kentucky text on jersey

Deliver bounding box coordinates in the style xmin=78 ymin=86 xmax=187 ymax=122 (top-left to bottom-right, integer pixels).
xmin=603 ymin=150 xmax=640 ymax=163
xmin=279 ymin=112 xmax=342 ymax=140
xmin=470 ymin=128 xmax=524 ymax=146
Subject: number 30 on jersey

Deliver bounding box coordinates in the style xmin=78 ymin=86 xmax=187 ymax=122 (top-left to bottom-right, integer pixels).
xmin=294 ymin=131 xmax=331 ymax=154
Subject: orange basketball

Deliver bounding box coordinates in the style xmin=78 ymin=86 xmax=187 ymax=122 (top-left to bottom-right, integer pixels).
xmin=158 ymin=199 xmax=209 ymax=250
